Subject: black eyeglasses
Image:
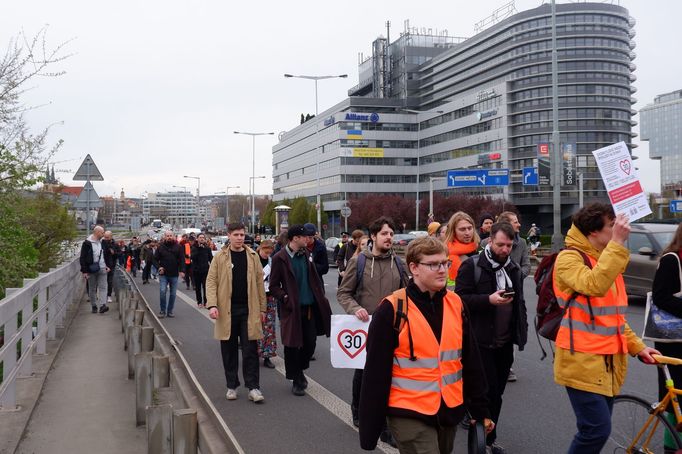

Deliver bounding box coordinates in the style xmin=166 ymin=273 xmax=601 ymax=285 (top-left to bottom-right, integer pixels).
xmin=418 ymin=260 xmax=452 ymax=271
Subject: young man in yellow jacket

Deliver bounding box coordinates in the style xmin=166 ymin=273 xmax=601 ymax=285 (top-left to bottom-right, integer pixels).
xmin=553 ymin=203 xmax=660 ymax=453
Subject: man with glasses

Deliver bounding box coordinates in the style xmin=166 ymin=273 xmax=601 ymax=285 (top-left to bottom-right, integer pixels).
xmin=360 ymin=236 xmax=492 ymax=453
xmin=455 ymin=222 xmax=527 ymax=454
xmin=337 ymin=216 xmax=408 ymax=443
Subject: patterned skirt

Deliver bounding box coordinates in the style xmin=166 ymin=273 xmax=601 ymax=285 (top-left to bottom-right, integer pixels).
xmin=257 ymin=295 xmax=277 ymax=358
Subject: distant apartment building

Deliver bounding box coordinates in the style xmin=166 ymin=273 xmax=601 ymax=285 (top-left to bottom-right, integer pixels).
xmin=640 ymin=89 xmax=682 ymax=193
xmin=273 ymin=2 xmax=637 ymax=233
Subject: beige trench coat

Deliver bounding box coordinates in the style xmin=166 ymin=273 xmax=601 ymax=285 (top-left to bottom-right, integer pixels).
xmin=206 ymin=246 xmax=267 ymax=341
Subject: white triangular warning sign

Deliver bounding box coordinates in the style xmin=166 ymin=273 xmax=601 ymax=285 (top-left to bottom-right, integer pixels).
xmin=73 ymin=154 xmax=104 ymax=181
xmin=72 ymin=181 xmax=103 ymax=208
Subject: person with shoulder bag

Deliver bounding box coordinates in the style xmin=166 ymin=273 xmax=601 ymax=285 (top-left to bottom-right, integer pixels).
xmin=649 ymin=222 xmax=682 ymax=446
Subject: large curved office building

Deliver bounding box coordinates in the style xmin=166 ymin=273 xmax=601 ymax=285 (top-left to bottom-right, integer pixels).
xmin=273 ymin=2 xmax=636 ymax=235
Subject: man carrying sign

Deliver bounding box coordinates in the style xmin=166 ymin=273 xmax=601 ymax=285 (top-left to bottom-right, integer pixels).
xmin=337 ymin=216 xmax=408 ymax=438
xmin=360 ymin=237 xmax=492 ymax=453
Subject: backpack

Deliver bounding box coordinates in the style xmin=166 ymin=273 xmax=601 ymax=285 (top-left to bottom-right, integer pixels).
xmin=355 ymin=252 xmax=408 ymax=292
xmin=534 ymin=247 xmax=592 ymax=360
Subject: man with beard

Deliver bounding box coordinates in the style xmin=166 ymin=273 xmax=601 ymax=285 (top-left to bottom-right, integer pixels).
xmin=153 ymin=230 xmax=185 ymax=318
xmin=455 ymin=222 xmax=527 ymax=454
xmin=338 ymin=216 xmax=408 ymax=440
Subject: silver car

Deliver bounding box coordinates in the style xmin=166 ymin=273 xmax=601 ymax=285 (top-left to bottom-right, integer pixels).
xmin=623 ymin=223 xmax=678 ymax=297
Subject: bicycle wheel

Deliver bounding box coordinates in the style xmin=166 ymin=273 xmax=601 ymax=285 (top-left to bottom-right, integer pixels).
xmin=607 ymin=394 xmax=682 ymax=453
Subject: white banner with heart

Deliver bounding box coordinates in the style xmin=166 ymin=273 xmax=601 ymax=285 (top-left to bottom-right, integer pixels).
xmin=330 ymin=314 xmax=371 ymax=369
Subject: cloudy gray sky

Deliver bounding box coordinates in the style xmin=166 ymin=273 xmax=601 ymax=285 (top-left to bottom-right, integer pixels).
xmin=2 ymin=0 xmax=679 ymax=198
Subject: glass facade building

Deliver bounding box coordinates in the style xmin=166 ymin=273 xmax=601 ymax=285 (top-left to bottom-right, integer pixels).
xmin=273 ymin=2 xmax=636 ymax=233
xmin=640 ymin=89 xmax=682 ymax=192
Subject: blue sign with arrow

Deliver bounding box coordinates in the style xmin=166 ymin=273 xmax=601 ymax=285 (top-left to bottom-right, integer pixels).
xmin=447 ymin=169 xmax=510 ymax=187
xmin=523 ymin=167 xmax=538 ymax=186
xmin=670 ymin=200 xmax=682 ymax=213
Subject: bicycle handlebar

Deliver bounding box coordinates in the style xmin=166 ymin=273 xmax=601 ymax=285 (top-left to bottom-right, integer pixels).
xmin=652 ymin=354 xmax=682 ymax=365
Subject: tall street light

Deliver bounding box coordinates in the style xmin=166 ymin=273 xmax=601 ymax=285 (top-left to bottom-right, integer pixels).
xmin=249 ymin=176 xmax=266 ymax=233
xmin=284 ymin=73 xmax=348 ymax=235
xmin=183 ymin=175 xmax=200 ymax=227
xmin=400 ymin=108 xmax=444 ymax=230
xmin=234 ymin=131 xmax=275 ymax=234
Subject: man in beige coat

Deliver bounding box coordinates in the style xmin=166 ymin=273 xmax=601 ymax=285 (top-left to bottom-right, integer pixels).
xmin=207 ymin=223 xmax=267 ymax=403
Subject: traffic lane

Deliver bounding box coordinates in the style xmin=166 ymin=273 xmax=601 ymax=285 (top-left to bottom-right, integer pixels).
xmin=134 ymin=275 xmax=369 ymax=454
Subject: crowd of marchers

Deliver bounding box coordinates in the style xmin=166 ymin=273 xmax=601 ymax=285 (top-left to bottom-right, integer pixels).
xmin=80 ymin=202 xmax=676 ymax=454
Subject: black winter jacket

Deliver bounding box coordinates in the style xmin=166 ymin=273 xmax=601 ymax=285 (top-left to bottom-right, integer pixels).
xmin=455 ymin=253 xmax=528 ymax=350
xmin=152 ymin=241 xmax=185 ymax=277
xmin=190 ymin=244 xmax=213 ymax=274
xmin=79 ymin=239 xmax=112 ymax=274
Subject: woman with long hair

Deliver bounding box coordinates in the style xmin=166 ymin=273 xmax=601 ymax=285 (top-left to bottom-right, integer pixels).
xmin=256 ymin=240 xmax=278 ymax=369
xmin=652 ymin=222 xmax=682 ymax=447
xmin=444 ymin=211 xmax=480 ymax=289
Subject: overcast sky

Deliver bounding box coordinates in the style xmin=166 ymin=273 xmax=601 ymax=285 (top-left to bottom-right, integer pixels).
xmin=2 ymin=0 xmax=679 ymax=198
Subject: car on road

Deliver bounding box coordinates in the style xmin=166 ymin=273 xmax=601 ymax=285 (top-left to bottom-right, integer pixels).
xmin=325 ymin=237 xmax=340 ymax=266
xmin=623 ymin=223 xmax=678 ymax=297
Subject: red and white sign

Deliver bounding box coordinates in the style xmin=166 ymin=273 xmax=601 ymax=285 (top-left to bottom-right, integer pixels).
xmin=330 ymin=315 xmax=370 ymax=368
xmin=592 ymin=141 xmax=651 ymax=221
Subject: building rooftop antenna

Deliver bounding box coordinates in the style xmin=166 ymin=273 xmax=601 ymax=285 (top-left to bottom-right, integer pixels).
xmin=474 ymin=1 xmax=517 ymax=34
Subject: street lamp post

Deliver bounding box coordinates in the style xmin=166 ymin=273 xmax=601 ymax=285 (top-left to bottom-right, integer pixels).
xmin=249 ymin=176 xmax=266 ymax=233
xmin=284 ymin=73 xmax=348 ymax=235
xmin=400 ymin=108 xmax=444 ymax=230
xmin=183 ymin=175 xmax=200 ymax=227
xmin=234 ymin=131 xmax=274 ymax=234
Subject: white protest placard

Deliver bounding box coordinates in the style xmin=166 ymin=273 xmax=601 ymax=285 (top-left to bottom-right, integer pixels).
xmin=592 ymin=141 xmax=652 ymax=222
xmin=330 ymin=314 xmax=371 ymax=369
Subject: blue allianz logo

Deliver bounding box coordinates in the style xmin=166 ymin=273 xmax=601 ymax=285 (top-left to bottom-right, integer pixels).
xmin=344 ymin=112 xmax=380 ymax=122
xmin=370 ymin=112 xmax=379 ymax=123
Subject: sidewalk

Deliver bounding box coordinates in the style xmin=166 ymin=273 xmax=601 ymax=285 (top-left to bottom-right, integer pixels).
xmin=14 ymin=297 xmax=146 ymax=454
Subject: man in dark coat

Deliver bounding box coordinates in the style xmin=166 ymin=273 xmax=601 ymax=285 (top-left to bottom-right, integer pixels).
xmin=303 ymin=223 xmax=329 ymax=282
xmin=269 ymin=224 xmax=332 ymax=396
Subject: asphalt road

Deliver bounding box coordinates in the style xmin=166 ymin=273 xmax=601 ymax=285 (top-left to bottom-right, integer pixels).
xmin=132 ymin=268 xmax=659 ymax=453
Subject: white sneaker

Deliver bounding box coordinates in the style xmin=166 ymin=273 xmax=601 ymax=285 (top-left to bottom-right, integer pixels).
xmin=107 ymin=296 xmax=112 ymax=303
xmin=226 ymin=389 xmax=237 ymax=400
xmin=248 ymin=388 xmax=264 ymax=403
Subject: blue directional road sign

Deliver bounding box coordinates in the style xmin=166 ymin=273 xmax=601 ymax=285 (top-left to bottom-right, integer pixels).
xmin=447 ymin=169 xmax=510 ymax=187
xmin=670 ymin=200 xmax=682 ymax=213
xmin=523 ymin=167 xmax=539 ymax=186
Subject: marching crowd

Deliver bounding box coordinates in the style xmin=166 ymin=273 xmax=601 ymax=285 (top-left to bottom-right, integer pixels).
xmin=79 ymin=202 xmax=682 ymax=454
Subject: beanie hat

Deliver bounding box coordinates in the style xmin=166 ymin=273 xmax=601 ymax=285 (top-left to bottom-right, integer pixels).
xmin=427 ymin=222 xmax=441 ymax=236
xmin=478 ymin=212 xmax=495 ymax=228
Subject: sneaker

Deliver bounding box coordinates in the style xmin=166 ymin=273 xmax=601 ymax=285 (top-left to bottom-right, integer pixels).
xmin=91 ymin=306 xmax=98 ymax=313
xmin=226 ymin=389 xmax=237 ymax=400
xmin=166 ymin=312 xmax=175 ymax=318
xmin=99 ymin=305 xmax=109 ymax=314
xmin=507 ymin=369 xmax=517 ymax=382
xmin=107 ymin=296 xmax=112 ymax=303
xmin=248 ymin=388 xmax=264 ymax=403
xmin=487 ymin=442 xmax=507 ymax=454
xmin=158 ymin=311 xmax=166 ymax=318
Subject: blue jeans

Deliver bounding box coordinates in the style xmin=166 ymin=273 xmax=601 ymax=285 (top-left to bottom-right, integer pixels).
xmin=158 ymin=275 xmax=178 ymax=314
xmin=566 ymin=387 xmax=614 ymax=454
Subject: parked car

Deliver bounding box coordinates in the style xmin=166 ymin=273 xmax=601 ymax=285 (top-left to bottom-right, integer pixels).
xmin=393 ymin=233 xmax=417 ymax=246
xmin=409 ymin=230 xmax=429 ymax=238
xmin=623 ymin=223 xmax=678 ymax=297
xmin=325 ymin=237 xmax=340 ymax=266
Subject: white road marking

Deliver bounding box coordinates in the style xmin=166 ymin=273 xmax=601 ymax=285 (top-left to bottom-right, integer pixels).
xmin=148 ymin=278 xmax=397 ymax=453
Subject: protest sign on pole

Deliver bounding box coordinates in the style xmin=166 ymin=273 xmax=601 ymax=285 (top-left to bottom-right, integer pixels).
xmin=592 ymin=141 xmax=652 ymax=222
xmin=330 ymin=314 xmax=371 ymax=369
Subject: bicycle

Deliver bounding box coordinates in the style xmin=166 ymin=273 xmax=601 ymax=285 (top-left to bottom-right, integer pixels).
xmin=607 ymin=354 xmax=682 ymax=453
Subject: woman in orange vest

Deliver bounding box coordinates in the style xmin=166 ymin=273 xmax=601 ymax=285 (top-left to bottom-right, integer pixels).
xmin=553 ymin=203 xmax=659 ymax=454
xmin=443 ymin=211 xmax=479 ymax=289
xmin=359 ymin=236 xmax=492 ymax=453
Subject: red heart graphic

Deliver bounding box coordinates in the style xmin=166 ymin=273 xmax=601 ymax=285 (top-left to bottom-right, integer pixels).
xmin=619 ymin=159 xmax=631 ymax=175
xmin=337 ymin=329 xmax=368 ymax=359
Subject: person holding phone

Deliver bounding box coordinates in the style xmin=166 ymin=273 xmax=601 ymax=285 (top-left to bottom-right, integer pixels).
xmin=455 ymin=222 xmax=528 ymax=454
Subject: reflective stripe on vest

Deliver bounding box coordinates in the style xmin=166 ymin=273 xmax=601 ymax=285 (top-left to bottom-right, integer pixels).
xmin=553 ymin=252 xmax=628 ymax=354
xmin=386 ymin=289 xmax=464 ymax=415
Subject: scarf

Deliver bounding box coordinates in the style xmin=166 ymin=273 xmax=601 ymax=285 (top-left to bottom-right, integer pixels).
xmin=447 ymin=239 xmax=478 ymax=281
xmin=483 ymin=244 xmax=513 ymax=291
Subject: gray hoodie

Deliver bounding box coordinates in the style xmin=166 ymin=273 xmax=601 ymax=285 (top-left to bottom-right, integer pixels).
xmin=337 ymin=248 xmax=408 ymax=316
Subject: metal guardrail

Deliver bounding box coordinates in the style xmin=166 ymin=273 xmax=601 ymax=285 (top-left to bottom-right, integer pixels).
xmin=0 ymin=257 xmax=83 ymax=410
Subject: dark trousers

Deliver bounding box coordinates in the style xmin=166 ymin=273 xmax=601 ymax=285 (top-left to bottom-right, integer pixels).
xmin=284 ymin=305 xmax=318 ymax=383
xmin=219 ymin=315 xmax=260 ymax=390
xmin=184 ymin=263 xmax=193 ymax=288
xmin=478 ymin=342 xmax=514 ymax=445
xmin=566 ymin=387 xmax=614 ymax=454
xmin=106 ymin=269 xmax=114 ymax=296
xmin=142 ymin=261 xmax=152 ymax=282
xmin=193 ymin=270 xmax=208 ymax=305
xmin=352 ymin=368 xmax=363 ymax=416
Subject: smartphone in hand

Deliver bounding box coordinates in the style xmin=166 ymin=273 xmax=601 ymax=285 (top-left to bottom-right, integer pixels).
xmin=502 ymin=290 xmax=515 ymax=298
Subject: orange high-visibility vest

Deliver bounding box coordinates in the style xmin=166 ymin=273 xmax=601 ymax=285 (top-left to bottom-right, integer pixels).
xmin=385 ymin=288 xmax=464 ymax=415
xmin=554 ymin=253 xmax=628 ymax=354
xmin=184 ymin=243 xmax=191 ymax=265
